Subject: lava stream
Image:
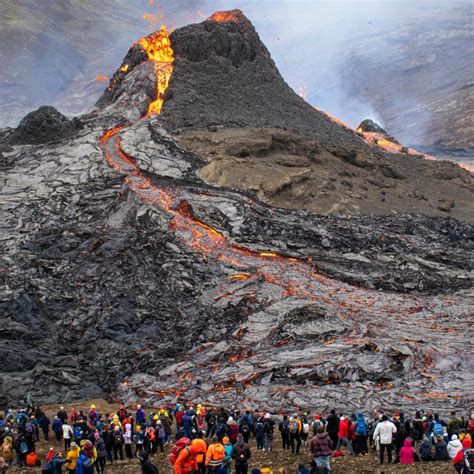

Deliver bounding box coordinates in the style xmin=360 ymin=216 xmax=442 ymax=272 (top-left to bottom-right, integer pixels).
xmin=98 ymin=25 xmax=444 ymax=316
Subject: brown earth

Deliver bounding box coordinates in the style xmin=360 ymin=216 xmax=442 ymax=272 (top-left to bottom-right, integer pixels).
xmin=6 ymin=400 xmax=451 ymax=474
xmin=176 ymin=127 xmax=474 ymax=222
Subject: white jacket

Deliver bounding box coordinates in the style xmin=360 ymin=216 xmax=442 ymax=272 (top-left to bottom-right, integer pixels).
xmin=373 ymin=420 xmax=397 ymax=444
xmin=447 ymin=436 xmax=463 ymax=459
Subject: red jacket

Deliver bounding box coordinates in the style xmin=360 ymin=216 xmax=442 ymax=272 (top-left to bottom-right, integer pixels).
xmin=399 ymin=439 xmax=414 ymax=464
xmin=338 ymin=419 xmax=349 ymax=439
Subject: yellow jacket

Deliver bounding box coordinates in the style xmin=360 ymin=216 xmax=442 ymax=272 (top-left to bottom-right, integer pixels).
xmin=66 ymin=446 xmax=80 ymax=469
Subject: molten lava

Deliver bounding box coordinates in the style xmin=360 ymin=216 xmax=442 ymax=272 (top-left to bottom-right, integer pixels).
xmin=208 ymin=10 xmax=242 ymax=23
xmin=96 ymin=74 xmax=109 ymax=81
xmin=137 ymin=26 xmax=174 ymax=116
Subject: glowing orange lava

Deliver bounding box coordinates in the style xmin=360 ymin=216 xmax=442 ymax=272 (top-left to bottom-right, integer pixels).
xmin=137 ymin=26 xmax=174 ymax=116
xmin=97 ymin=74 xmax=109 ymax=81
xmin=208 ymin=10 xmax=242 ymax=23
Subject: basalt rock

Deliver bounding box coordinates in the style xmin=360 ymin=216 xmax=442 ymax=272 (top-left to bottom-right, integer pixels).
xmin=8 ymin=106 xmax=82 ymax=145
xmin=0 ymin=12 xmax=473 ymax=413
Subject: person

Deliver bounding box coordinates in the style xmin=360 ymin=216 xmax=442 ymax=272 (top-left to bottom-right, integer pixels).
xmin=191 ymin=437 xmax=208 ymax=474
xmin=399 ymin=438 xmax=415 ymax=464
xmin=255 ymin=418 xmax=264 ymax=451
xmin=65 ymin=441 xmax=80 ymax=473
xmin=222 ymin=437 xmax=233 ymax=474
xmin=448 ymin=412 xmax=462 ymax=438
xmin=112 ymin=426 xmax=124 ymax=461
xmin=39 ymin=414 xmax=51 ymax=441
xmin=26 ymin=450 xmax=41 ymax=467
xmin=461 ymin=432 xmax=472 ymax=449
xmin=136 ymin=406 xmax=146 ymax=426
xmin=289 ymin=414 xmax=302 ymax=455
xmin=231 ymin=434 xmax=251 ymax=474
xmin=94 ymin=432 xmax=107 ymax=473
xmin=174 ymin=440 xmax=199 ymax=474
xmin=448 ymin=434 xmax=463 ymax=459
xmin=263 ymin=414 xmax=275 ymax=452
xmin=123 ymin=422 xmax=133 ymax=459
xmin=279 ymin=415 xmax=290 ymax=451
xmin=75 ymin=451 xmax=92 ymax=474
xmin=50 ymin=451 xmax=67 ymax=474
xmin=373 ymin=414 xmax=397 ymax=464
xmin=1 ymin=435 xmax=14 ymax=466
xmin=206 ymin=436 xmax=225 ymax=473
xmin=433 ymin=436 xmax=450 ymax=461
xmin=411 ymin=411 xmax=424 ymax=449
xmin=353 ymin=413 xmax=368 ymax=455
xmin=58 ymin=407 xmax=68 ymax=424
xmin=52 ymin=416 xmax=63 ymax=442
xmin=337 ymin=416 xmax=352 ymax=454
xmin=419 ymin=438 xmax=433 ymax=461
xmin=137 ymin=450 xmax=158 ymax=474
xmin=226 ymin=418 xmax=239 ymax=445
xmin=310 ymin=425 xmax=332 ymax=473
xmin=325 ymin=410 xmax=340 ymax=451
xmin=62 ymin=421 xmax=74 ymax=451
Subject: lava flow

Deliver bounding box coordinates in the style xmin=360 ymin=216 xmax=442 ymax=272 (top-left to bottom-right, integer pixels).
xmin=137 ymin=26 xmax=174 ymax=116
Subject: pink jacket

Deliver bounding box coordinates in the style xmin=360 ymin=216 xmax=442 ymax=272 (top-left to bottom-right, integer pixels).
xmin=399 ymin=439 xmax=414 ymax=464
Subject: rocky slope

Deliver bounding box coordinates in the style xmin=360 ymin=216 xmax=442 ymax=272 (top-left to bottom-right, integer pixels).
xmin=1 ymin=11 xmax=473 ymax=413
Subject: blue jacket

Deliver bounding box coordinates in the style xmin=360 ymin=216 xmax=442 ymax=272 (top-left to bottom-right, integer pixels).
xmin=75 ymin=454 xmax=88 ymax=474
xmin=52 ymin=419 xmax=63 ymax=432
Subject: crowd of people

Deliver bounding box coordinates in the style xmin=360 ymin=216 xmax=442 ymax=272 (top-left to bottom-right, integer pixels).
xmin=0 ymin=402 xmax=473 ymax=473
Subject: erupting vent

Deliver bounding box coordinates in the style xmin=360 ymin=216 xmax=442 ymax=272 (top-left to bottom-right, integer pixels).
xmin=137 ymin=26 xmax=174 ymax=116
xmin=208 ymin=10 xmax=243 ymax=23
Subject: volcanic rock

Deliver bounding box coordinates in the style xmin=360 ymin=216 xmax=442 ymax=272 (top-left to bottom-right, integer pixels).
xmin=8 ymin=106 xmax=82 ymax=145
xmin=1 ymin=11 xmax=473 ymax=413
xmin=357 ymin=119 xmax=389 ymax=136
xmin=159 ymin=10 xmax=369 ymax=153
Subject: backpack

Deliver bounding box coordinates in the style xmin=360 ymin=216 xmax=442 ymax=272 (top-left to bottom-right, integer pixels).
xmin=465 ymin=448 xmax=474 ymax=469
xmin=264 ymin=420 xmax=273 ymax=433
xmin=241 ymin=424 xmax=250 ymax=435
xmin=19 ymin=441 xmax=29 ymax=454
xmin=433 ymin=422 xmax=443 ymax=437
xmin=234 ymin=444 xmax=247 ymax=463
xmin=114 ymin=432 xmax=123 ymax=445
xmin=289 ymin=421 xmax=299 ymax=434
xmin=303 ymin=423 xmax=310 ymax=434
xmin=355 ymin=420 xmax=367 ymax=436
xmin=210 ymin=444 xmax=225 ymax=462
xmin=169 ymin=438 xmax=191 ymax=464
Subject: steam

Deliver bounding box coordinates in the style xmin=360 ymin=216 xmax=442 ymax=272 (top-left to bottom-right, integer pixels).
xmin=2 ymin=0 xmax=471 ymax=151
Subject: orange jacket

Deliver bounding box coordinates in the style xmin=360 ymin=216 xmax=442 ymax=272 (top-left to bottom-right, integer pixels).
xmin=191 ymin=438 xmax=207 ymax=464
xmin=174 ymin=445 xmax=198 ymax=474
xmin=26 ymin=452 xmax=40 ymax=466
xmin=205 ymin=443 xmax=225 ymax=466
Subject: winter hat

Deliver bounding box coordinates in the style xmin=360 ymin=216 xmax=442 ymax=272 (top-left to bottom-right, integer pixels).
xmin=94 ymin=432 xmax=100 ymax=440
xmin=212 ymin=436 xmax=219 ymax=443
xmin=251 ymin=470 xmax=261 ymax=474
xmin=222 ymin=436 xmax=230 ymax=444
xmin=265 ymin=413 xmax=271 ymax=419
xmin=452 ymin=434 xmax=458 ymax=440
xmin=70 ymin=442 xmax=77 ymax=448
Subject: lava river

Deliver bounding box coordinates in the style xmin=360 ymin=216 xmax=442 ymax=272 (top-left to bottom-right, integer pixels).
xmin=100 ymin=19 xmax=473 ymax=411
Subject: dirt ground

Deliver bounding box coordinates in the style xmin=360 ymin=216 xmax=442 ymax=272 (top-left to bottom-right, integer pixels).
xmin=177 ymin=127 xmax=473 ymax=222
xmin=4 ymin=399 xmax=453 ymax=474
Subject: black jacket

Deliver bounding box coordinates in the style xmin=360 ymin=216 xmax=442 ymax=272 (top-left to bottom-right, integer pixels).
xmin=326 ymin=414 xmax=340 ymax=434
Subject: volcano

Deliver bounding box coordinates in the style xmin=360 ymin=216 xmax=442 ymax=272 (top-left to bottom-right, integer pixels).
xmin=1 ymin=10 xmax=473 ymax=412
